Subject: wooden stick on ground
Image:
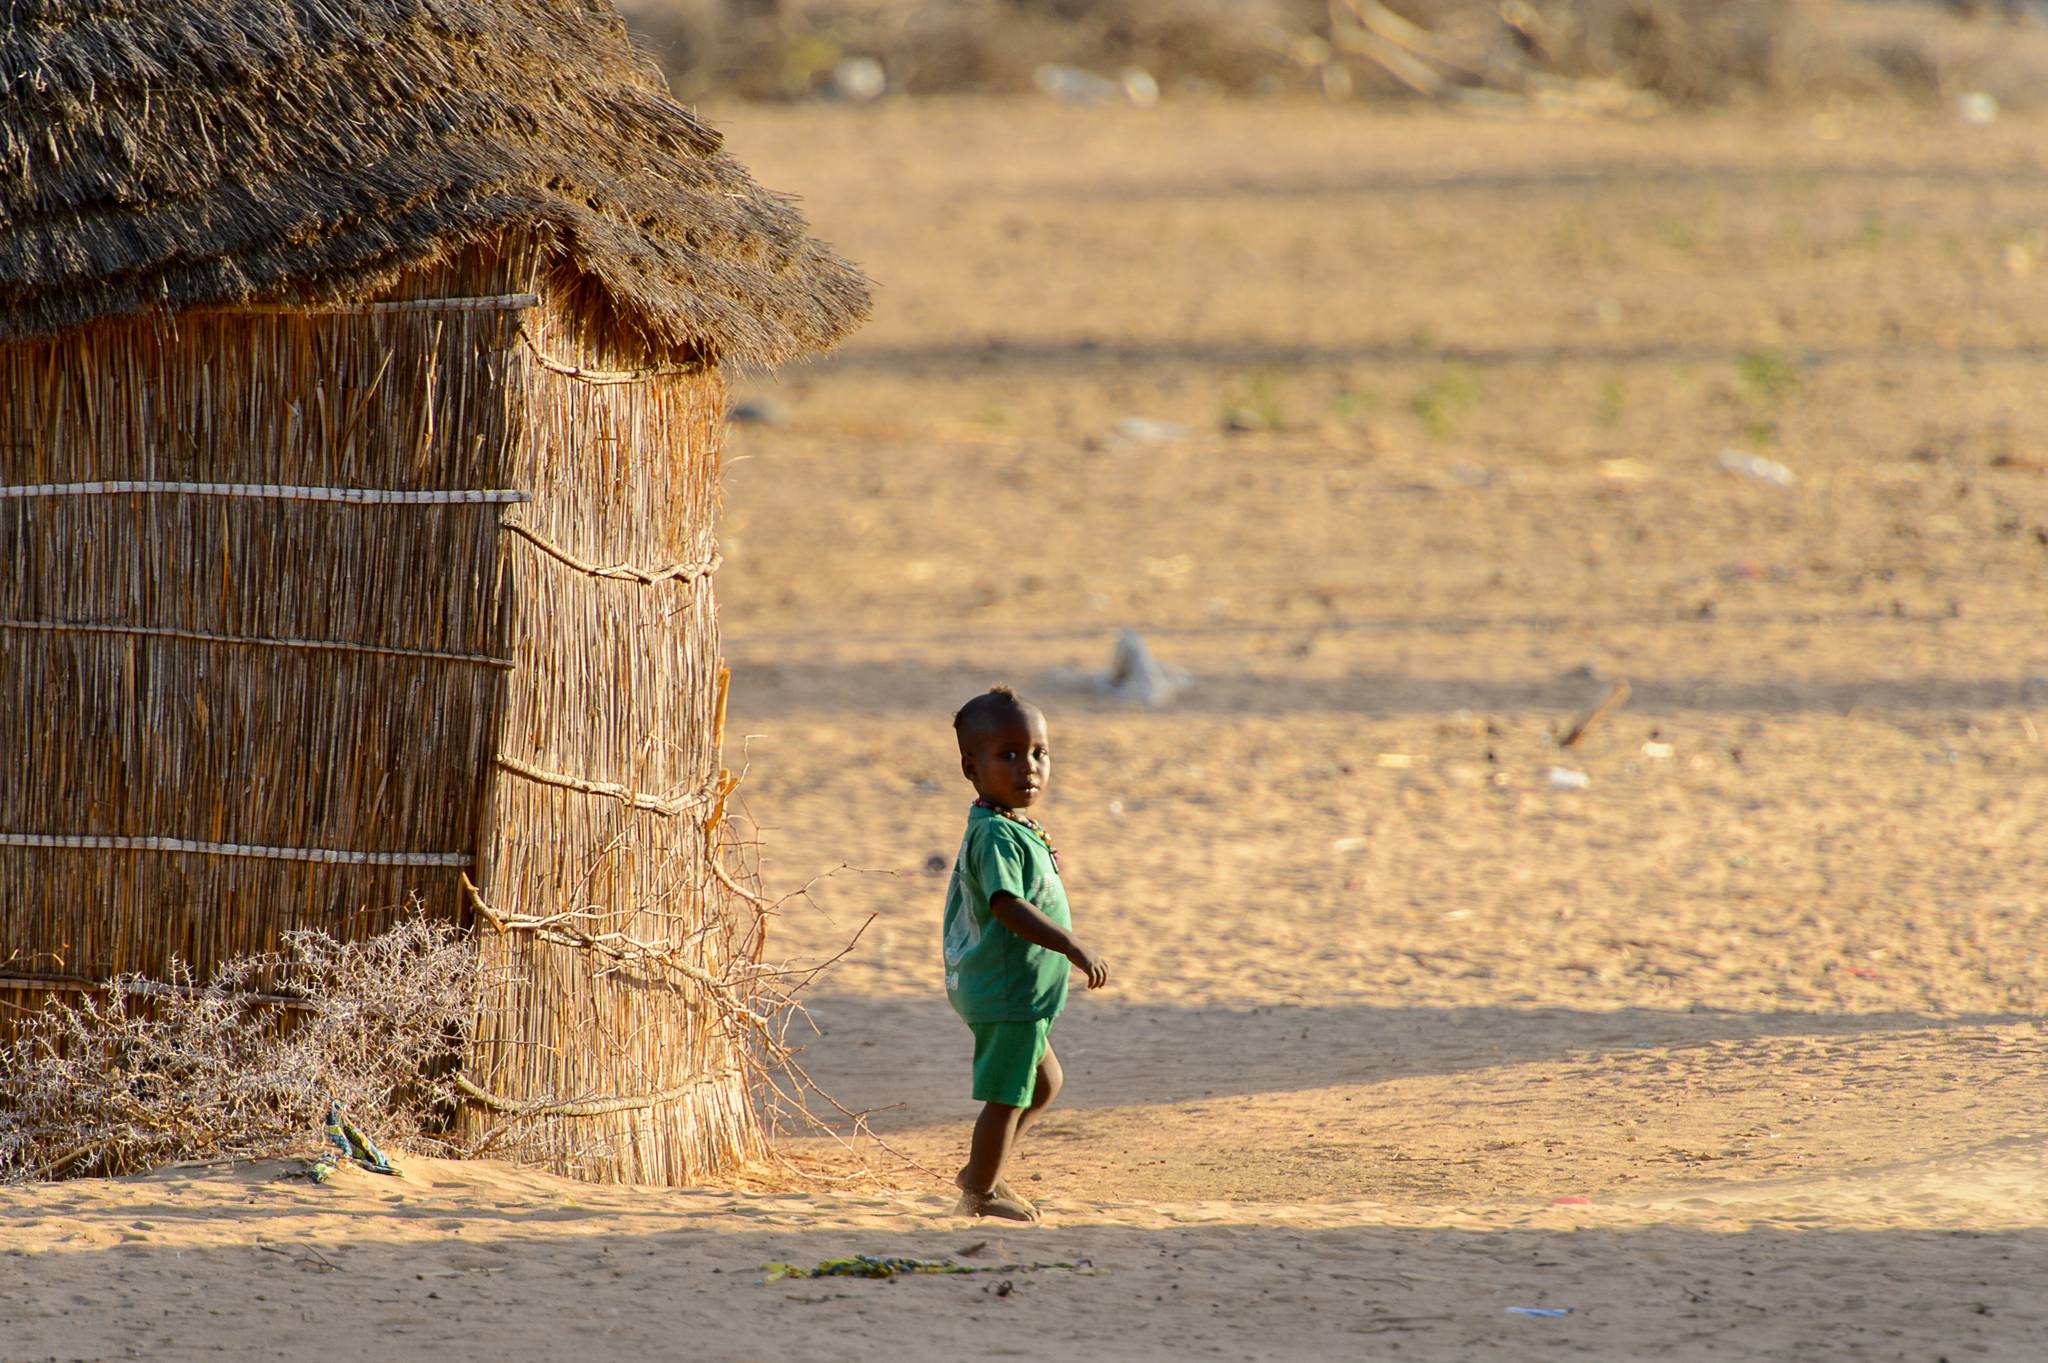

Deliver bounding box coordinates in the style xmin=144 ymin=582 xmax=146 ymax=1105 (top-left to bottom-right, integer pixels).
xmin=1560 ymin=679 xmax=1631 ymax=749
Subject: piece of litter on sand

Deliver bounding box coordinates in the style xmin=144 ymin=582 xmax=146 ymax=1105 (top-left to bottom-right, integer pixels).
xmin=1958 ymin=91 xmax=1998 ymax=127
xmin=1505 ymin=1306 xmax=1574 ymax=1318
xmin=1088 ymin=629 xmax=1190 ymax=705
xmin=1113 ymin=416 xmax=1189 ymax=445
xmin=323 ymin=1102 xmax=398 ymax=1177
xmin=827 ymin=56 xmax=886 ymax=102
xmin=1033 ymin=63 xmax=1124 ymax=105
xmin=1550 ymin=1196 xmax=1591 ymax=1206
xmin=1546 ymin=767 xmax=1591 ymax=791
xmin=1716 ymin=448 xmax=1796 ymax=488
xmin=762 ymin=1254 xmax=1092 ymax=1283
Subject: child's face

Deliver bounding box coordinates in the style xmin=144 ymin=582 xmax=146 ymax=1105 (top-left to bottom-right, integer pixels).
xmin=960 ymin=707 xmax=1051 ymax=810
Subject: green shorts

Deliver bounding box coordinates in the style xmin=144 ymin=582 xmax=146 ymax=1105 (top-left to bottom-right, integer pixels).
xmin=968 ymin=1018 xmax=1053 ymax=1108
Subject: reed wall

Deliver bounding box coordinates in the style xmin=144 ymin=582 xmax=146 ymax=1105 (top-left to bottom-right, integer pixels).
xmin=0 ymin=296 xmax=521 ymax=977
xmin=462 ymin=284 xmax=753 ymax=1182
xmin=0 ymin=244 xmax=757 ymax=1184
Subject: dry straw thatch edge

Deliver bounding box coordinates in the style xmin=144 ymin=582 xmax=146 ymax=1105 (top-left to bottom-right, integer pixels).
xmin=0 ymin=6 xmax=871 ymax=367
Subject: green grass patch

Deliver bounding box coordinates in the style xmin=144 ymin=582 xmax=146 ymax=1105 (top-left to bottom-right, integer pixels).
xmin=1329 ymin=386 xmax=1380 ymax=424
xmin=1736 ymin=348 xmax=1800 ymax=409
xmin=1409 ymin=367 xmax=1482 ymax=441
xmin=1596 ymin=376 xmax=1627 ymax=429
xmin=1223 ymin=368 xmax=1288 ymax=431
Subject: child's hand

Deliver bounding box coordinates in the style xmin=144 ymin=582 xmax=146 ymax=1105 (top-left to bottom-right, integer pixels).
xmin=1066 ymin=942 xmax=1111 ymax=990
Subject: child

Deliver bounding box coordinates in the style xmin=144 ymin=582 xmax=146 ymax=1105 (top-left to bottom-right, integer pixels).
xmin=941 ymin=685 xmax=1110 ymax=1222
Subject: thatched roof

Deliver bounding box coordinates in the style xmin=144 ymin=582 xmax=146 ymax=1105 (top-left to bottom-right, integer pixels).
xmin=0 ymin=0 xmax=869 ymax=368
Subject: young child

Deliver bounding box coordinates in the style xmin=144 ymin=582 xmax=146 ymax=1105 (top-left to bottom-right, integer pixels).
xmin=941 ymin=685 xmax=1110 ymax=1222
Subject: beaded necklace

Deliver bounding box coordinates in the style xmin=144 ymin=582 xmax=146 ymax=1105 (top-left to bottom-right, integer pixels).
xmin=973 ymin=797 xmax=1062 ymax=874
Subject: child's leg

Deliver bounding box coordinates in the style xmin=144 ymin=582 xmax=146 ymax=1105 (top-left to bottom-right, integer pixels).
xmin=958 ymin=1021 xmax=1053 ymax=1204
xmin=1013 ymin=1043 xmax=1064 ymax=1140
xmin=961 ymin=1100 xmax=1023 ymax=1195
xmin=960 ymin=1045 xmax=1062 ymax=1196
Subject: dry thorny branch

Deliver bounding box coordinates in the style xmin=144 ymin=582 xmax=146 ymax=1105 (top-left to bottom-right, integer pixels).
xmin=0 ymin=802 xmax=912 ymax=1183
xmin=697 ymin=800 xmax=936 ymax=1182
xmin=0 ymin=912 xmax=480 ymax=1183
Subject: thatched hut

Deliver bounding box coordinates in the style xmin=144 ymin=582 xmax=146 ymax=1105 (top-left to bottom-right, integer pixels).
xmin=0 ymin=1 xmax=867 ymax=1183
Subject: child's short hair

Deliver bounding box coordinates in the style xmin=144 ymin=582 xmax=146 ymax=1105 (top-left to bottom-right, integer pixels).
xmin=953 ymin=685 xmax=1034 ymax=749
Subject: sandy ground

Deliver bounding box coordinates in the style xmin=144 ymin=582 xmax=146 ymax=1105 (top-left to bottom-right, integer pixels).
xmin=2 ymin=1149 xmax=2045 ymax=1361
xmin=8 ymin=99 xmax=2048 ymax=1360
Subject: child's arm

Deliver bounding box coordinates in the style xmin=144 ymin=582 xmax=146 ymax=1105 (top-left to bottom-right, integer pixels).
xmin=989 ymin=891 xmax=1111 ymax=989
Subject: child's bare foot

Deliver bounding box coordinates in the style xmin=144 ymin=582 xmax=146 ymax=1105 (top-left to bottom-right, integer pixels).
xmin=955 ymin=1168 xmax=1037 ymax=1218
xmin=952 ymin=1186 xmax=1037 ymax=1222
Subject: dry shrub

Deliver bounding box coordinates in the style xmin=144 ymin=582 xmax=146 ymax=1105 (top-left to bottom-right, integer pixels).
xmin=1436 ymin=0 xmax=1793 ymax=106
xmin=618 ymin=0 xmax=1793 ymax=102
xmin=619 ymin=0 xmax=1308 ymax=99
xmin=994 ymin=0 xmax=1311 ymax=91
xmin=1776 ymin=3 xmax=2048 ymax=112
xmin=619 ymin=0 xmax=2024 ymax=109
xmin=0 ymin=916 xmax=479 ymax=1182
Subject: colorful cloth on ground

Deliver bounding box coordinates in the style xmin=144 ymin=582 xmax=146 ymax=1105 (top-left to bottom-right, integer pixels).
xmin=761 ymin=1254 xmax=1091 ymax=1282
xmin=942 ymin=802 xmax=1071 ymax=1024
xmin=323 ymin=1102 xmax=399 ymax=1176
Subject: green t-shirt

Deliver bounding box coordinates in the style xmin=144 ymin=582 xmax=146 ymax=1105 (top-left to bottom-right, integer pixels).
xmin=941 ymin=804 xmax=1071 ymax=1024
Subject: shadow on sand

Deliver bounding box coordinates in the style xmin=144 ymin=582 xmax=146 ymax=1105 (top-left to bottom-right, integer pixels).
xmin=1021 ymin=160 xmax=2048 ymax=204
xmin=725 ymin=652 xmax=2037 ymax=721
xmin=3 ymin=1196 xmax=2042 ymax=1361
xmin=790 ymin=993 xmax=2031 ymax=1122
xmin=811 ymin=334 xmax=2048 ymax=383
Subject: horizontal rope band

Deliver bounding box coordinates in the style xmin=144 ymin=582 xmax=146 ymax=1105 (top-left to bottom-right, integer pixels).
xmin=0 ymin=974 xmax=97 ymax=995
xmin=203 ymin=293 xmax=541 ymax=316
xmin=0 ymin=973 xmax=311 ymax=1009
xmin=501 ymin=519 xmax=720 ymax=586
xmin=0 ymin=832 xmax=471 ymax=867
xmin=493 ymin=755 xmax=716 ymax=818
xmin=0 ymin=481 xmax=530 ymax=505
xmin=0 ymin=618 xmax=515 ymax=670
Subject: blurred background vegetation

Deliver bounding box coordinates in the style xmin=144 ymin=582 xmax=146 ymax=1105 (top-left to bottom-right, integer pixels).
xmin=618 ymin=0 xmax=2047 ymax=112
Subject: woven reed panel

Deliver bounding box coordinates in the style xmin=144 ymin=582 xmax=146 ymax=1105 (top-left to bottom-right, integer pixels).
xmin=462 ymin=289 xmax=756 ymax=1184
xmin=0 ymin=303 xmax=521 ymax=983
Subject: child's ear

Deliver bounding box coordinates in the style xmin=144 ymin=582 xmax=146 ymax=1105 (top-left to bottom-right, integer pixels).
xmin=959 ymin=751 xmax=977 ymax=783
